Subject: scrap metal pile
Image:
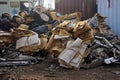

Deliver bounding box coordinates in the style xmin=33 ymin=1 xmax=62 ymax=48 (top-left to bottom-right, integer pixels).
xmin=0 ymin=10 xmax=120 ymax=70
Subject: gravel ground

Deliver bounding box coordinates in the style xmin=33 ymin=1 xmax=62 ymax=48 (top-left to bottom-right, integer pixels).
xmin=0 ymin=60 xmax=120 ymax=80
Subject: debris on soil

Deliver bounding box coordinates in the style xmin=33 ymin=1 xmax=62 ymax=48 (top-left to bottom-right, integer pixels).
xmin=0 ymin=8 xmax=120 ymax=77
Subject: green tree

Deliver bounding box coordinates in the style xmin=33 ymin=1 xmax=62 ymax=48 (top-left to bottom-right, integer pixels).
xmin=55 ymin=0 xmax=60 ymax=3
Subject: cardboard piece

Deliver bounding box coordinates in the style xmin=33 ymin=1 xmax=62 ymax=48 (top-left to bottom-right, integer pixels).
xmin=58 ymin=37 xmax=89 ymax=69
xmin=16 ymin=33 xmax=40 ymax=49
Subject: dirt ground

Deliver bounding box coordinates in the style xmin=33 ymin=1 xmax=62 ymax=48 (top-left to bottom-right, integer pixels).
xmin=0 ymin=60 xmax=120 ymax=80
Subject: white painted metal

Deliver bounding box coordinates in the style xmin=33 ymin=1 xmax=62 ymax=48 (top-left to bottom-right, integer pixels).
xmin=97 ymin=0 xmax=120 ymax=36
xmin=0 ymin=0 xmax=34 ymax=16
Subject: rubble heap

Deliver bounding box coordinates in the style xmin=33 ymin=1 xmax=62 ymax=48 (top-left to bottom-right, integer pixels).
xmin=0 ymin=10 xmax=120 ymax=70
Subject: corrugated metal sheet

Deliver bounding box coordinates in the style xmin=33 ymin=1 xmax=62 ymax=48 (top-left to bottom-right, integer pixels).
xmin=55 ymin=0 xmax=97 ymax=20
xmin=97 ymin=0 xmax=120 ymax=36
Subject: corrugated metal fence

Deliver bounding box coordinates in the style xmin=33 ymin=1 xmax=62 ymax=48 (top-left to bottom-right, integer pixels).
xmin=98 ymin=0 xmax=120 ymax=36
xmin=55 ymin=0 xmax=97 ymax=20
